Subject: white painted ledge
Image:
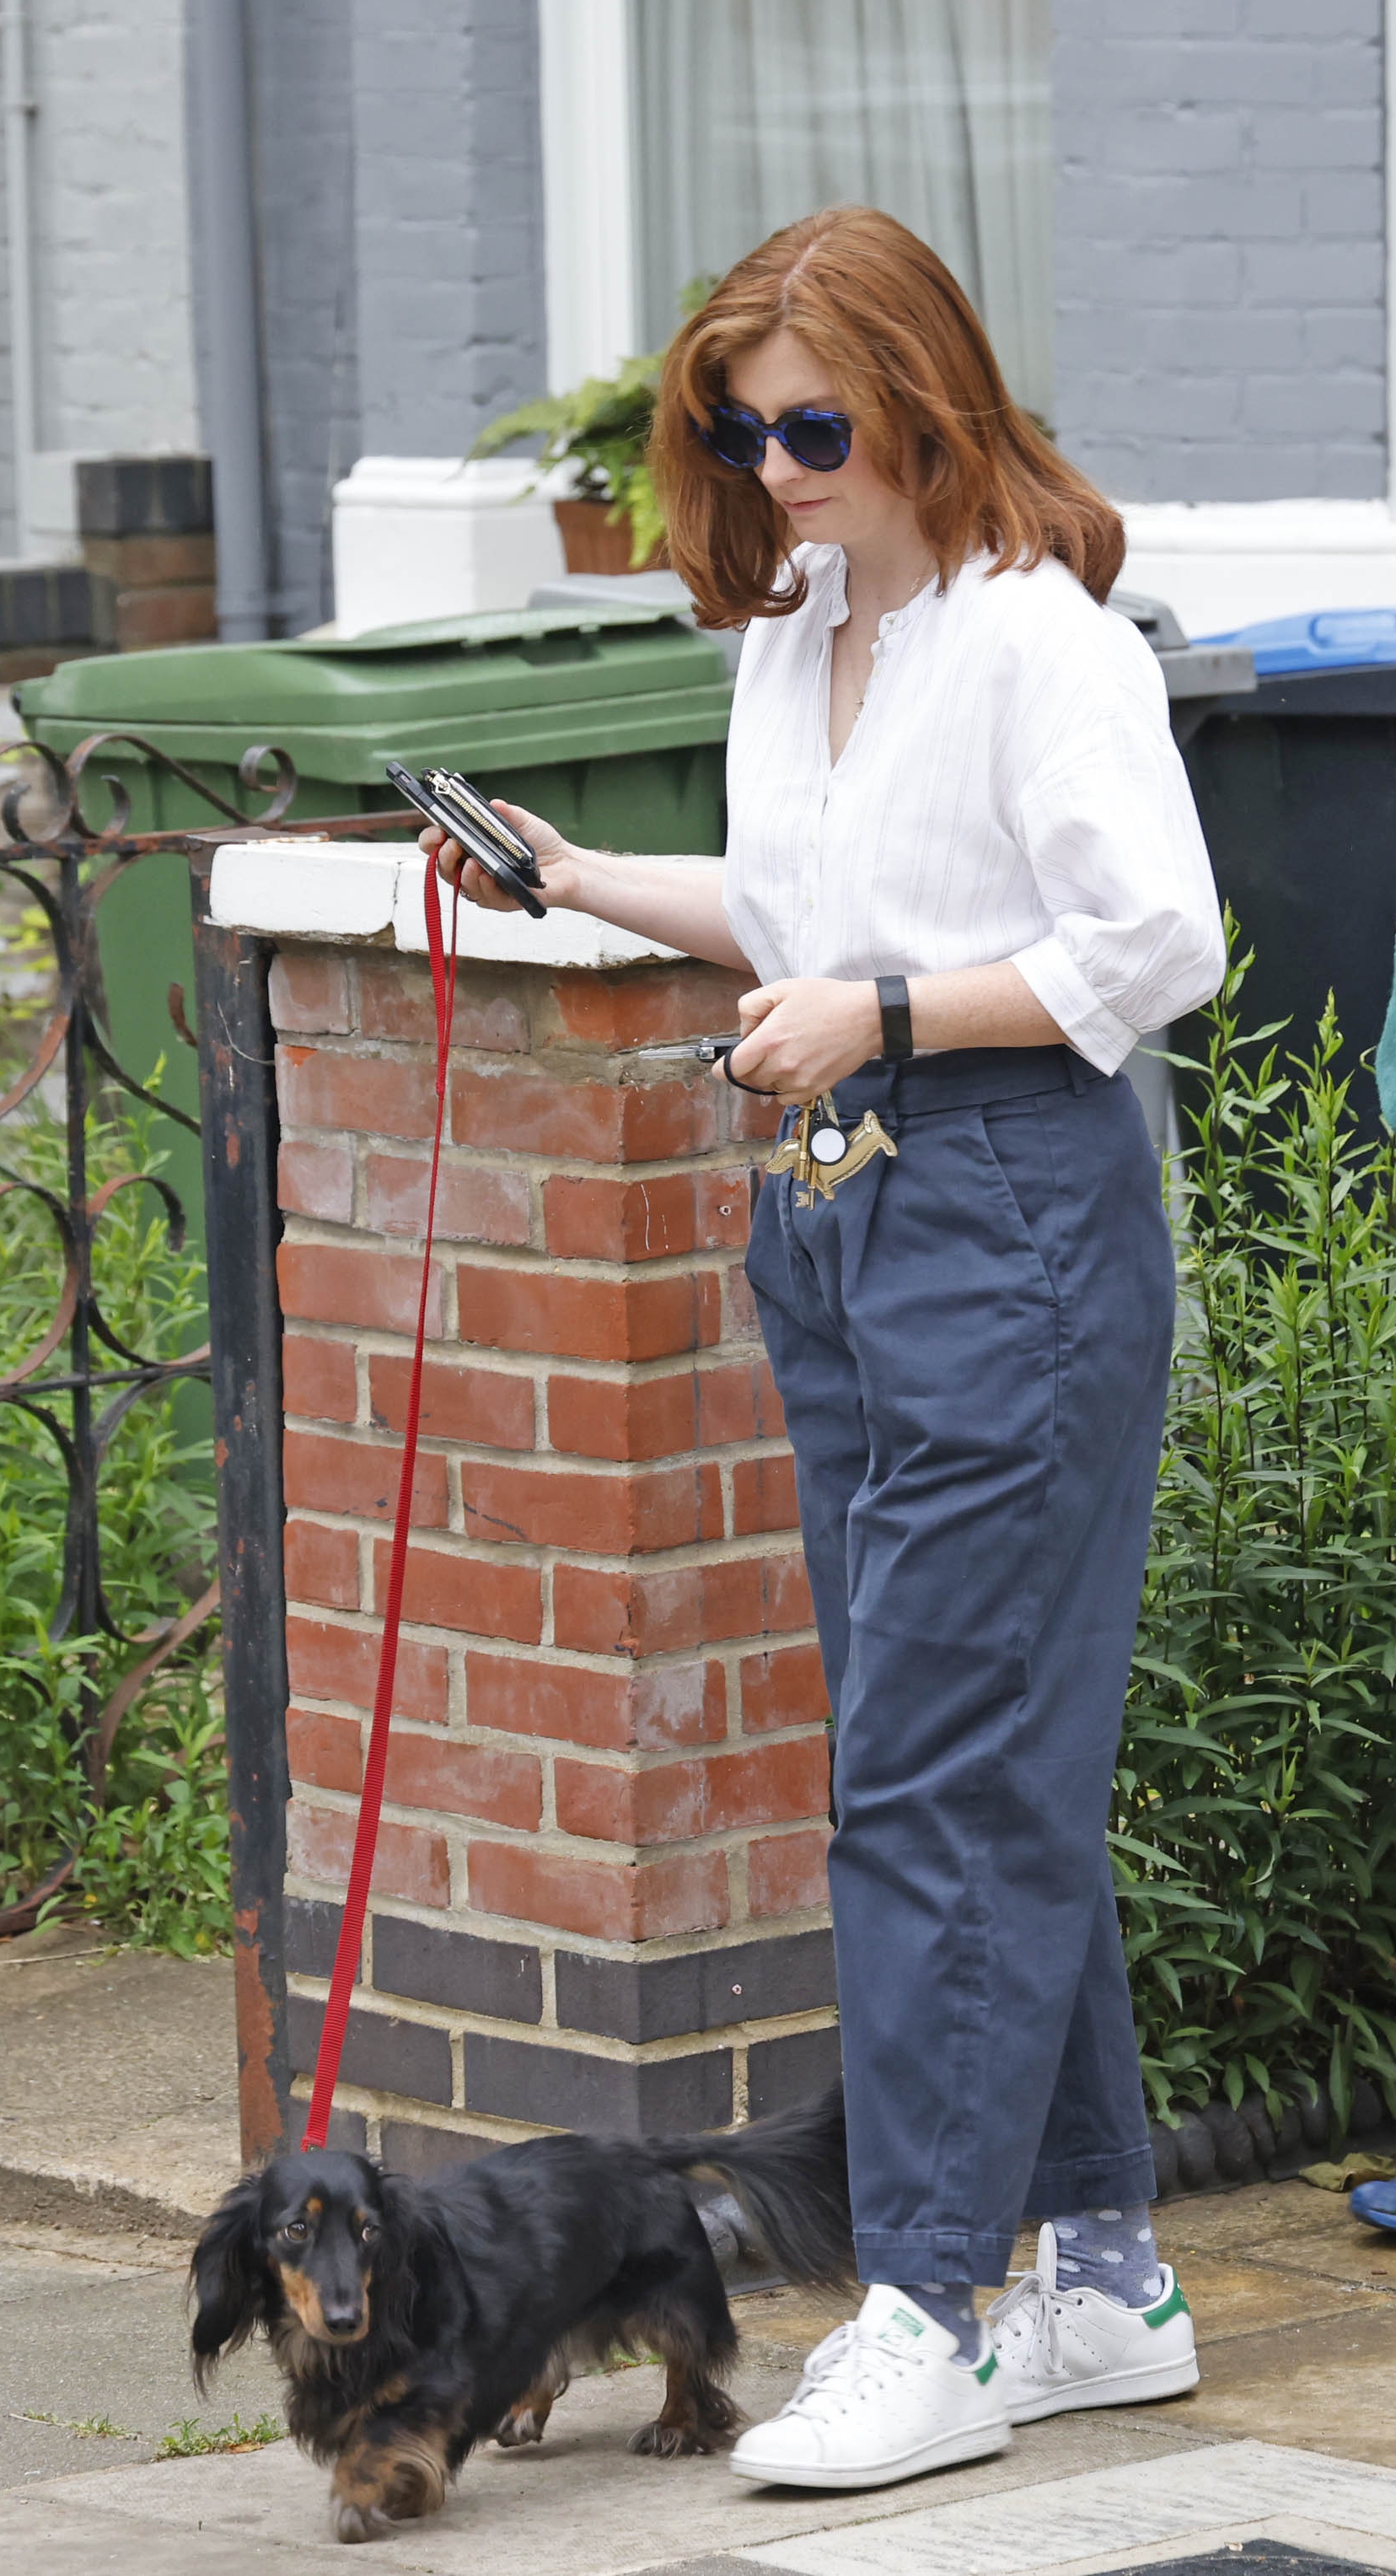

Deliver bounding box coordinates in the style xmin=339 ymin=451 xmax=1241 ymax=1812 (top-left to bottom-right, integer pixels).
xmin=207 ymin=840 xmax=685 ymax=970
xmin=1121 ymin=497 xmax=1396 ymax=638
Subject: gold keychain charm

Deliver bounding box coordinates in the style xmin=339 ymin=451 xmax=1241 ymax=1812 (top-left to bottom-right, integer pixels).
xmin=768 ymin=1094 xmax=898 ymax=1206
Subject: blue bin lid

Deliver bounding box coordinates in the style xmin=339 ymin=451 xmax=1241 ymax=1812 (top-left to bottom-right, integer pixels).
xmin=1194 ymin=607 xmax=1396 ymax=674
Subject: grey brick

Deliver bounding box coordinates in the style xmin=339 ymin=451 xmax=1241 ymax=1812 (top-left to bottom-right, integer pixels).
xmin=287 ymin=1994 xmax=454 ymax=2106
xmin=1302 ymin=173 xmax=1388 ymax=237
xmin=464 ymin=2036 xmax=733 ymax=2137
xmin=286 ymin=1896 xmax=346 ymax=1982
xmin=747 ymin=2029 xmax=843 ymax=2122
xmin=556 ymin=1931 xmax=837 ymax=2045
xmin=1243 ymin=0 xmax=1378 ymax=34
xmin=324 ymin=2108 xmax=369 ymax=2154
xmin=1249 ymin=105 xmax=1382 ymax=169
xmin=380 ymin=2122 xmax=498 ymax=2177
xmin=372 ymin=1916 xmax=544 ymax=2025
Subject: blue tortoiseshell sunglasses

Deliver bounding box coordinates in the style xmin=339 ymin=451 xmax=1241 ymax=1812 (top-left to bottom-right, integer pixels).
xmin=697 ymin=402 xmax=854 ymax=474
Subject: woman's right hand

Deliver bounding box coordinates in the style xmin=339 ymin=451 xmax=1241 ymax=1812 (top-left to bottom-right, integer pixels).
xmin=420 ymin=799 xmax=580 ymax=912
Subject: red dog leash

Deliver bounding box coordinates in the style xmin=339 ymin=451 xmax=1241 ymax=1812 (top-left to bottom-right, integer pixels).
xmin=302 ymin=863 xmax=459 ymax=2152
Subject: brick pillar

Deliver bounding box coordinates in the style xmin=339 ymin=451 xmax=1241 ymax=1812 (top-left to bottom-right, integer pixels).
xmin=271 ymin=934 xmax=836 ymax=2169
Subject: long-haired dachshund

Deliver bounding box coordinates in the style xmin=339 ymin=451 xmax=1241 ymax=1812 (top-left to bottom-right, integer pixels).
xmin=190 ymin=2084 xmax=851 ymax=2543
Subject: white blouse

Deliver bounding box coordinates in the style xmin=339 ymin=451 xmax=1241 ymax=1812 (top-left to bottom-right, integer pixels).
xmin=721 ymin=545 xmax=1226 ymax=1076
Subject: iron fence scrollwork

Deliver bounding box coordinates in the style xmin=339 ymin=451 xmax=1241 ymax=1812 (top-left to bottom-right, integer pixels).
xmin=0 ymin=731 xmax=299 ymax=1934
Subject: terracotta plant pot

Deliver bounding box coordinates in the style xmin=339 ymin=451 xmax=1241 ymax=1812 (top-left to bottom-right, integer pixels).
xmin=553 ymin=497 xmax=665 ymax=576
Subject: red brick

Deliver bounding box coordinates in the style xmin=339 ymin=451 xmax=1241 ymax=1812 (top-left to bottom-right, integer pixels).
xmin=268 ymin=952 xmax=351 ymax=1035
xmin=464 ymin=1652 xmax=724 ymax=1750
xmin=468 ymin=1842 xmax=728 ymax=1940
xmin=748 ymin=1826 xmax=831 ymax=1918
xmin=724 ymin=1265 xmax=763 ymax=1341
xmin=693 ymin=1167 xmax=752 ymax=1249
xmin=384 ymin=1733 xmax=541 ymax=1830
xmin=285 ymin=1519 xmax=359 ymax=1611
xmin=545 ymin=1370 xmax=697 ymax=1462
xmin=365 ymin=1152 xmax=531 ymax=1246
xmin=553 ymin=1550 xmax=811 ymax=1657
xmin=554 ymin=1736 xmax=829 ymax=1847
xmin=288 ymin=1799 xmax=448 ymax=1908
xmin=458 ymin=1266 xmax=719 ymax=1362
xmin=357 ymin=953 xmax=529 ymax=1051
xmin=451 ymin=1065 xmax=717 ymax=1162
xmin=729 ymin=1092 xmax=785 ymax=1143
xmin=368 ymin=1542 xmax=544 ymax=1645
xmin=732 ymin=1451 xmax=799 ymax=1536
xmin=545 ymin=962 xmax=746 ymax=1049
xmin=741 ymin=1643 xmax=830 ymax=1733
xmin=695 ymin=1358 xmax=785 ymax=1446
xmin=277 ymin=1043 xmax=437 ymax=1141
xmin=459 ymin=1457 xmax=722 ymax=1554
xmin=282 ymin=1334 xmax=357 ymax=1425
xmin=287 ymin=1707 xmax=362 ymax=1794
xmin=283 ymin=1428 xmax=448 ymax=1526
xmin=286 ymin=1615 xmax=449 ymax=1721
xmin=278 ymin=1241 xmax=443 ymax=1338
xmin=543 ymin=1172 xmax=695 ymax=1263
xmin=278 ymin=1138 xmax=354 ymax=1223
xmin=370 ymin=1353 xmax=534 ymax=1451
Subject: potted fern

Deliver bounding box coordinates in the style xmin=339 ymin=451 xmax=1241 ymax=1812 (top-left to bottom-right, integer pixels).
xmin=470 ymin=282 xmax=713 ymax=576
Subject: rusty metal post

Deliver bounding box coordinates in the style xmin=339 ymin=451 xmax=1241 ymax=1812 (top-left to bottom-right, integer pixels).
xmin=189 ymin=838 xmax=289 ymax=2162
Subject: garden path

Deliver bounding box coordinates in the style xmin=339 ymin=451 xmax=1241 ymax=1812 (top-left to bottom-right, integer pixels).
xmin=2 ymin=1924 xmax=1393 ymax=2571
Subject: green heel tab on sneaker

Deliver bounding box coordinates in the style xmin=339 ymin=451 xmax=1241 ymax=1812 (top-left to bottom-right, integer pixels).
xmin=1143 ymin=2278 xmax=1190 ymax=2330
xmin=974 ymin=2347 xmax=999 ymax=2385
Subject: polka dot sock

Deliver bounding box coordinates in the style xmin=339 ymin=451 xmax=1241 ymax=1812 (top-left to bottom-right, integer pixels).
xmin=1051 ymin=2203 xmax=1164 ymax=2308
xmin=894 ymin=2280 xmax=980 ymax=2361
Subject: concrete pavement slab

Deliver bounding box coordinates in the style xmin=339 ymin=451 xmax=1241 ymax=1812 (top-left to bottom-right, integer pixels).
xmin=721 ymin=2439 xmax=1396 ymax=2573
xmin=0 ymin=1928 xmax=242 ymax=2231
xmin=0 ymin=2229 xmax=282 ymax=2486
xmin=12 ymin=2358 xmax=1211 ymax=2576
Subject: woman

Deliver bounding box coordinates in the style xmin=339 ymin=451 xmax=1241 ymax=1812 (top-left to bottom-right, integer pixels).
xmin=426 ymin=207 xmax=1222 ymax=2490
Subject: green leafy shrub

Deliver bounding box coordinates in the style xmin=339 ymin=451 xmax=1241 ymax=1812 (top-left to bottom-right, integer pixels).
xmin=471 ymin=277 xmax=717 ymax=569
xmin=1119 ymin=928 xmax=1396 ymax=2127
xmin=0 ymin=1097 xmax=228 ymax=1953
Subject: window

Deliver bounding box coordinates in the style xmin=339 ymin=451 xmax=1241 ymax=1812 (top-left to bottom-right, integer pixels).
xmin=628 ymin=0 xmax=1053 ymax=414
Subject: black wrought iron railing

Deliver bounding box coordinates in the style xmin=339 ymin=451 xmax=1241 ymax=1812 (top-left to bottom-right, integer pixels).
xmin=0 ymin=732 xmax=298 ymax=1936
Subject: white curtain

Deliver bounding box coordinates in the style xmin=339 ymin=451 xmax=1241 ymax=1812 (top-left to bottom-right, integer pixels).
xmin=629 ymin=0 xmax=1054 ymax=420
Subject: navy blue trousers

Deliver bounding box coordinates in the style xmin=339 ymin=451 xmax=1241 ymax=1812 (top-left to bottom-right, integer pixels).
xmin=744 ymin=1047 xmax=1173 ymax=2289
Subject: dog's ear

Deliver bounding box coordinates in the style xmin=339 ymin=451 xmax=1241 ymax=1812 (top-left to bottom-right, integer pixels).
xmin=189 ymin=2173 xmax=271 ymax=2391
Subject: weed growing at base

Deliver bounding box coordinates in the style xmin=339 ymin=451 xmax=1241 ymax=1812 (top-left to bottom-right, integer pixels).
xmin=0 ymin=1098 xmax=227 ymax=1952
xmin=1120 ymin=925 xmax=1396 ymax=2129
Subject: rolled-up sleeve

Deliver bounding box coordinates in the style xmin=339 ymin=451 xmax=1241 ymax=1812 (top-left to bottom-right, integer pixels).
xmin=1007 ymin=648 xmax=1227 ymax=1077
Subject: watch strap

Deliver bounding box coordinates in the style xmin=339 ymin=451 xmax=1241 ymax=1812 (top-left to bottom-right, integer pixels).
xmin=876 ymin=973 xmax=915 ymax=1061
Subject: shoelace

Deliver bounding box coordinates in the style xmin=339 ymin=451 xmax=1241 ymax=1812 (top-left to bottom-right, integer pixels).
xmin=987 ymin=2267 xmax=1072 ymax=2377
xmin=778 ymin=2321 xmax=918 ymax=2421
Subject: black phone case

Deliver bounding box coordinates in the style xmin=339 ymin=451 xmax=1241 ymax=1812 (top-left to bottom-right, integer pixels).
xmin=386 ymin=761 xmax=547 ymax=921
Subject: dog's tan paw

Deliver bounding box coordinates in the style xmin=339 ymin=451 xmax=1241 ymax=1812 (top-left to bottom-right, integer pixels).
xmin=331 ymin=2498 xmax=394 ymax=2544
xmin=627 ymin=2419 xmax=708 ymax=2459
xmin=494 ymin=2407 xmax=545 ymax=2447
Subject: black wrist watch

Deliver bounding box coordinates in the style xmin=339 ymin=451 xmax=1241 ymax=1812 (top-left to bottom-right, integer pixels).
xmin=876 ymin=974 xmax=915 ymax=1061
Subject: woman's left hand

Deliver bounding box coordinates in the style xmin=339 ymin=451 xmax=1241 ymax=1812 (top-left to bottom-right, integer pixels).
xmin=724 ymin=978 xmax=883 ymax=1102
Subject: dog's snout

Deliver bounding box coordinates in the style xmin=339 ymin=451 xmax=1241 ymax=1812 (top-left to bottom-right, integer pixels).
xmin=322 ymin=2301 xmax=363 ymax=2337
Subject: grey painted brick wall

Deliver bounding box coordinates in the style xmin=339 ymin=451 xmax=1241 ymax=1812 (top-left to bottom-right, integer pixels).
xmin=186 ymin=0 xmax=547 ymax=635
xmin=245 ymin=0 xmax=359 ymax=636
xmin=1052 ymin=0 xmax=1387 ymax=502
xmin=348 ymin=0 xmax=546 ymax=458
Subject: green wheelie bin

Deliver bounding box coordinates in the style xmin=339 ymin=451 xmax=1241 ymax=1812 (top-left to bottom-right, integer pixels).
xmin=16 ymin=602 xmax=733 ymax=1242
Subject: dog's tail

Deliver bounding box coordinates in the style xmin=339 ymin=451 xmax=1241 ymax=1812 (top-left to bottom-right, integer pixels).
xmin=649 ymin=2080 xmax=853 ymax=2288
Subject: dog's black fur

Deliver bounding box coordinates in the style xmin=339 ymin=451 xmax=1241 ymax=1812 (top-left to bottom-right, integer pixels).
xmin=190 ymin=2083 xmax=851 ymax=2542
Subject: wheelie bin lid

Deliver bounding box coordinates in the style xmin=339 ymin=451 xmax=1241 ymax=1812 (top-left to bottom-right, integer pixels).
xmin=1194 ymin=607 xmax=1396 ymax=675
xmin=15 ymin=602 xmax=733 ymax=783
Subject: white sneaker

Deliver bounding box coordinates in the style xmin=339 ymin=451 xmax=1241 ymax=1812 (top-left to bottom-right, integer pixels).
xmin=728 ymin=2284 xmax=1010 ymax=2490
xmin=989 ymin=2222 xmax=1200 ymax=2423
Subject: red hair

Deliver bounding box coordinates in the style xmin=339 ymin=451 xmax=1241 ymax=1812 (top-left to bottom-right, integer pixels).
xmin=650 ymin=206 xmax=1124 ymax=624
